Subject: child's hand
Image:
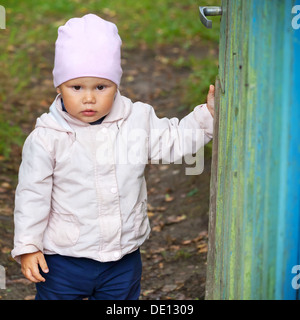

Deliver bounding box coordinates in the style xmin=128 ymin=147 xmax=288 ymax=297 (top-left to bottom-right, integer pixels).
xmin=206 ymin=84 xmax=215 ymax=118
xmin=20 ymin=251 xmax=49 ymax=283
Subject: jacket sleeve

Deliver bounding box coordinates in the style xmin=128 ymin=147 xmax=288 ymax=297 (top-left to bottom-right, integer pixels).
xmin=11 ymin=130 xmax=54 ymax=263
xmin=148 ymin=103 xmax=214 ymax=166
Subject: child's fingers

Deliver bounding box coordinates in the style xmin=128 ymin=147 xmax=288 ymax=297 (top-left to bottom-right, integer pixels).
xmin=209 ymin=84 xmax=215 ymax=94
xmin=206 ymin=84 xmax=215 ymax=118
xmin=23 ymin=268 xmax=37 ymax=283
xmin=23 ymin=266 xmax=45 ymax=283
xmin=31 ymin=263 xmax=46 ymax=282
xmin=38 ymin=253 xmax=49 ymax=274
xmin=207 ymin=86 xmax=215 ymax=102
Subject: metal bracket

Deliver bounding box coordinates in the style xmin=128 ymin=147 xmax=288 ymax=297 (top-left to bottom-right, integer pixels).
xmin=199 ymin=6 xmax=222 ymax=28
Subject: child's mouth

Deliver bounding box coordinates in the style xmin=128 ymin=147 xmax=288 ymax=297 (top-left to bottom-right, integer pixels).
xmin=82 ymin=110 xmax=96 ymax=116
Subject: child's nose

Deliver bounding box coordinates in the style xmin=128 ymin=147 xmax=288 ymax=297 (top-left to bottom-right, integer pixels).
xmin=83 ymin=91 xmax=96 ymax=104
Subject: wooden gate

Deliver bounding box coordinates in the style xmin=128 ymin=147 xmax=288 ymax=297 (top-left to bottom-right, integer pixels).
xmin=205 ymin=0 xmax=300 ymax=299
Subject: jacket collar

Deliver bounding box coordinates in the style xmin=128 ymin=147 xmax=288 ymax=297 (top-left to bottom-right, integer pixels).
xmin=103 ymin=90 xmax=127 ymax=123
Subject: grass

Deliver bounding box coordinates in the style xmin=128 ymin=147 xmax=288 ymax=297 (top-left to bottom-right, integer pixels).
xmin=175 ymin=56 xmax=219 ymax=111
xmin=0 ymin=0 xmax=220 ymax=157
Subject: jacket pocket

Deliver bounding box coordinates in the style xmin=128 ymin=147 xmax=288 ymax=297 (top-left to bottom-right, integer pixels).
xmin=47 ymin=212 xmax=80 ymax=247
xmin=134 ymin=200 xmax=149 ymax=239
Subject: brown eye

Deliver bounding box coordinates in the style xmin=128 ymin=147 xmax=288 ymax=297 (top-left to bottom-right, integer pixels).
xmin=73 ymin=86 xmax=81 ymax=90
xmin=97 ymin=85 xmax=105 ymax=90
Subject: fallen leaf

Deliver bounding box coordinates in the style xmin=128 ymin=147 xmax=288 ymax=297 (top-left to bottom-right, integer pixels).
xmin=156 ymin=56 xmax=170 ymax=65
xmin=156 ymin=206 xmax=166 ymax=212
xmin=175 ymin=282 xmax=185 ymax=290
xmin=165 ymin=194 xmax=174 ymax=202
xmin=151 ymin=247 xmax=166 ymax=254
xmin=147 ymin=203 xmax=155 ymax=211
xmin=153 ymin=254 xmax=163 ymax=263
xmin=196 ymin=232 xmax=208 ymax=241
xmin=127 ymin=69 xmax=139 ymax=76
xmin=1 ymin=247 xmax=11 ymax=254
xmin=147 ymin=203 xmax=166 ymax=212
xmin=181 ymin=239 xmax=192 ymax=245
xmin=162 ymin=284 xmax=177 ymax=292
xmin=147 ymin=211 xmax=155 ymax=218
xmin=197 ymin=243 xmax=208 ymax=254
xmin=125 ymin=75 xmax=135 ymax=83
xmin=152 ymin=225 xmax=162 ymax=232
xmin=1 ymin=182 xmax=11 ymax=189
xmin=148 ymin=187 xmax=157 ymax=195
xmin=170 ymin=245 xmax=180 ymax=251
xmin=142 ymin=290 xmax=154 ymax=297
xmin=166 ymin=215 xmax=186 ymax=225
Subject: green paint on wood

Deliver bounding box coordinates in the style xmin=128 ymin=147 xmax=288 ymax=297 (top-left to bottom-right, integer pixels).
xmin=206 ymin=0 xmax=300 ymax=300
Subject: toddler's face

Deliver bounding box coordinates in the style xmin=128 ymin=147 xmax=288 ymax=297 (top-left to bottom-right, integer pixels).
xmin=56 ymin=77 xmax=117 ymax=123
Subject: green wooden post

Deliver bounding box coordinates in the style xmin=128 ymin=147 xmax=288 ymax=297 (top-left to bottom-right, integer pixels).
xmin=206 ymin=0 xmax=300 ymax=300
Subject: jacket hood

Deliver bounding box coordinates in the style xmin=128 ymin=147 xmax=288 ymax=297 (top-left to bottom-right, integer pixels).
xmin=35 ymin=90 xmax=132 ymax=132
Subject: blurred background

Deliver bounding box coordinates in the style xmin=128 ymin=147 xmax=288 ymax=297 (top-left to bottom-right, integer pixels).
xmin=0 ymin=0 xmax=220 ymax=300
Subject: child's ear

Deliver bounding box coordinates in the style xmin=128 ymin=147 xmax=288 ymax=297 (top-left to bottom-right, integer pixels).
xmin=56 ymin=87 xmax=61 ymax=94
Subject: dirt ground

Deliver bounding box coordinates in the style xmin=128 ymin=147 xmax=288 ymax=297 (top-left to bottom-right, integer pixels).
xmin=0 ymin=45 xmax=213 ymax=300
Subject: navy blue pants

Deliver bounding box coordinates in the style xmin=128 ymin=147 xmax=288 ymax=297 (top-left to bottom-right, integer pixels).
xmin=35 ymin=249 xmax=142 ymax=300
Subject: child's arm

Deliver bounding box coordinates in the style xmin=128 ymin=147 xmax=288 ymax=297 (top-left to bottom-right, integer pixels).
xmin=11 ymin=130 xmax=54 ymax=280
xmin=147 ymin=85 xmax=215 ymax=164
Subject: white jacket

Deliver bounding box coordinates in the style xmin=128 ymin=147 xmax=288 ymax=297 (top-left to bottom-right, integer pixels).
xmin=12 ymin=91 xmax=213 ymax=263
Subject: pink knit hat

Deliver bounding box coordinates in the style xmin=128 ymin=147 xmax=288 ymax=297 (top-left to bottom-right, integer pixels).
xmin=53 ymin=14 xmax=122 ymax=87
